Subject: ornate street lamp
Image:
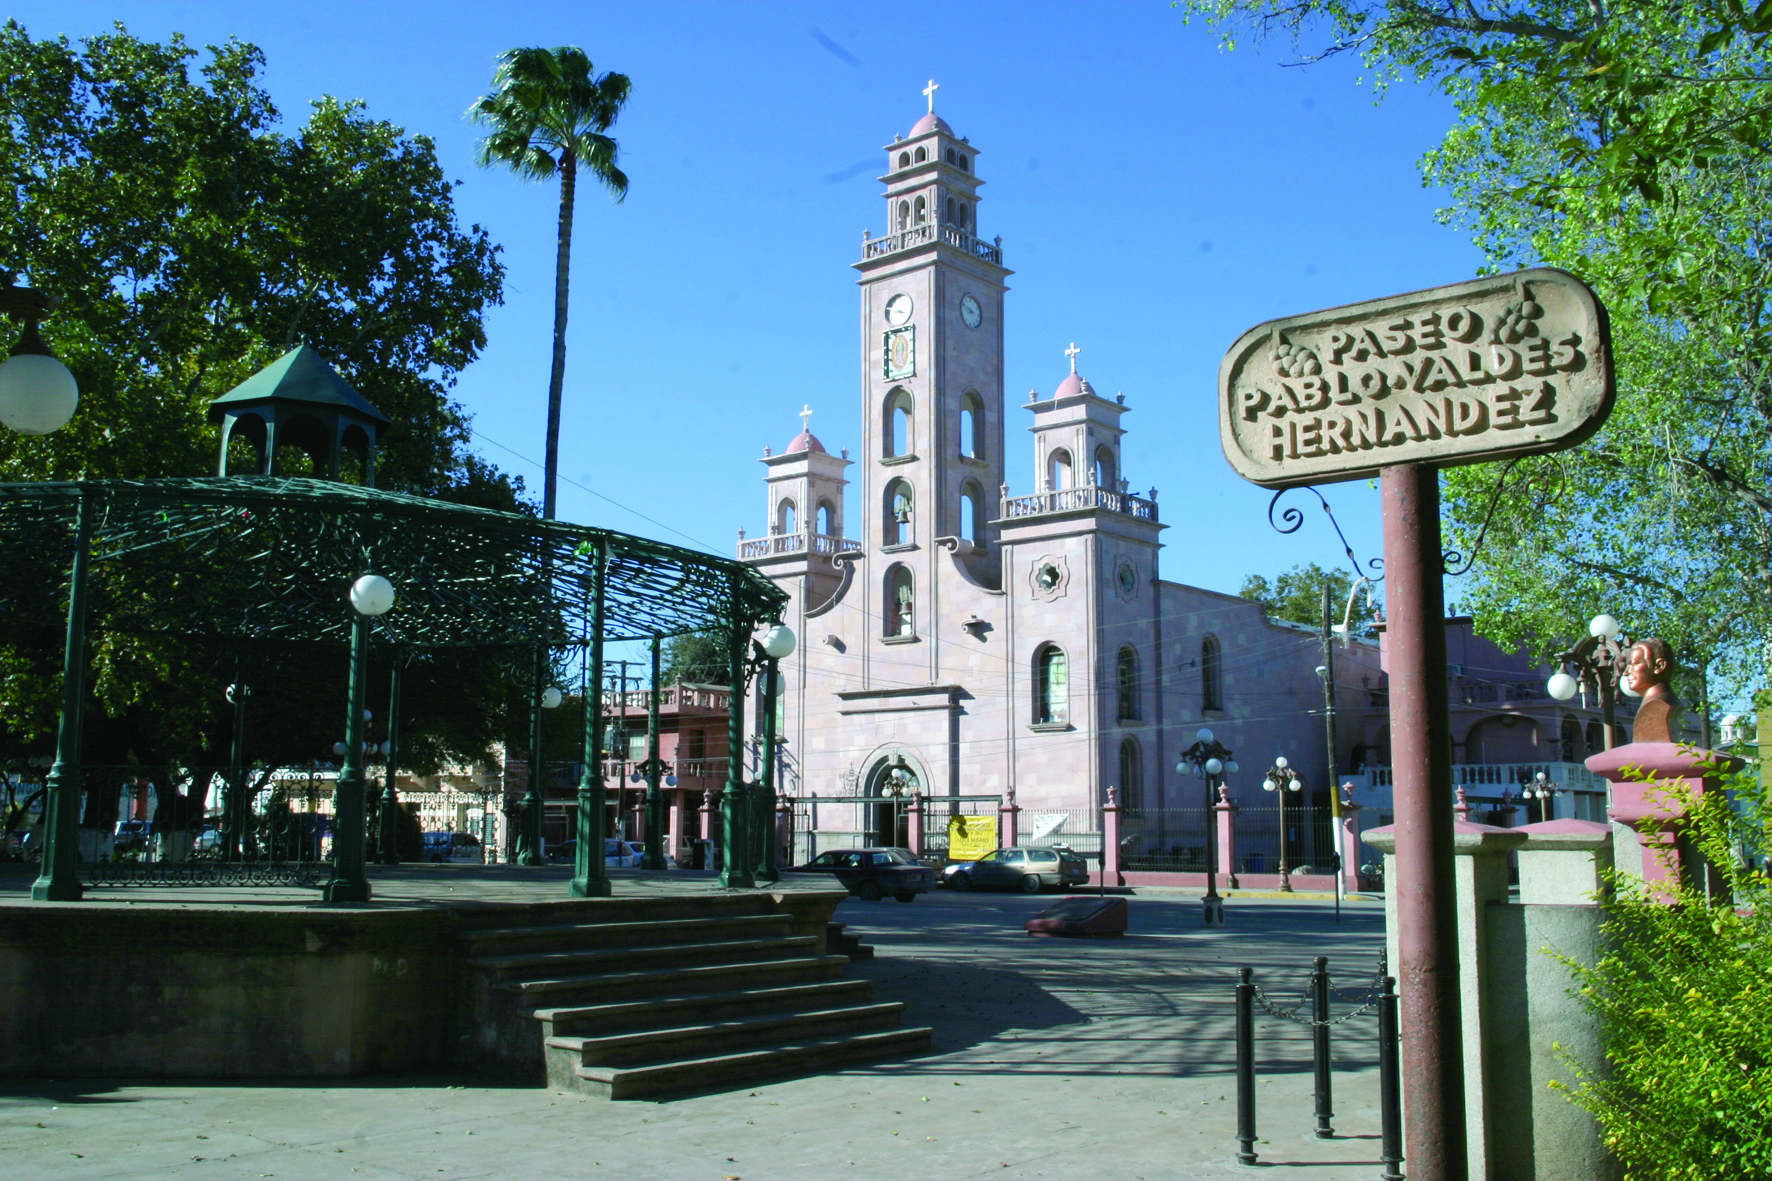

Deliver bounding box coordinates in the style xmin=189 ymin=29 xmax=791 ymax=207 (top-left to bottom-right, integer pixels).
xmin=0 ymin=274 xmax=79 ymax=435
xmin=326 ymin=573 xmax=394 ymax=903
xmin=1523 ymin=771 xmax=1558 ymax=823
xmin=882 ymin=757 xmax=914 ymax=848
xmin=747 ymin=621 xmax=796 ymax=884
xmin=517 ymin=683 xmax=563 ymax=865
xmin=1263 ymin=756 xmax=1304 ymax=893
xmin=1546 ymin=613 xmax=1630 ymax=750
xmin=1176 ymin=727 xmax=1238 ymax=925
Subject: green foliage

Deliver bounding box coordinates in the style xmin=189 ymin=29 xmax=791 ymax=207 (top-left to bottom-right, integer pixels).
xmin=1554 ymin=760 xmax=1772 ymax=1180
xmin=0 ymin=22 xmax=525 ymax=772
xmin=1237 ymin=562 xmax=1361 ymax=629
xmin=660 ymin=632 xmax=731 ymax=686
xmin=1175 ymin=1 xmax=1772 ymax=693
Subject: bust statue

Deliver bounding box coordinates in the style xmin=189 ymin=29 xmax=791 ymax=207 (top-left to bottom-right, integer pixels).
xmin=1624 ymin=638 xmax=1683 ymax=743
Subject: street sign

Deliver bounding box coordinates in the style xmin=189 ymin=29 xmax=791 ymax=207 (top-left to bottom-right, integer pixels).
xmin=1219 ymin=268 xmax=1613 ymax=488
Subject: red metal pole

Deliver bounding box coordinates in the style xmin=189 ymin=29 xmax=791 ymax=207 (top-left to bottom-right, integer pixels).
xmin=1379 ymin=462 xmax=1467 ymax=1180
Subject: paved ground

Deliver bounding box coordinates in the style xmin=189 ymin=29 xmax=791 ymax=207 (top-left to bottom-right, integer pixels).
xmin=2 ymin=863 xmax=1393 ymax=1180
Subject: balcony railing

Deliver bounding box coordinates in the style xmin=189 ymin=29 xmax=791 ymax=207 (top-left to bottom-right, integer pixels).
xmin=861 ymin=224 xmax=1002 ymax=265
xmin=1355 ymin=760 xmax=1609 ymax=795
xmin=737 ymin=530 xmax=861 ymax=560
xmin=603 ymin=685 xmax=731 ymax=713
xmin=1000 ymin=484 xmax=1159 ymax=523
xmin=601 ymin=756 xmax=730 ymax=783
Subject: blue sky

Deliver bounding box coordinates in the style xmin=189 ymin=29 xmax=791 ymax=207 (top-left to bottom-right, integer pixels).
xmin=18 ymin=1 xmax=1487 ymax=604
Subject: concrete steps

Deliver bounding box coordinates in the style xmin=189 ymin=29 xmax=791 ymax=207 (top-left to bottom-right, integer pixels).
xmin=458 ymin=892 xmax=930 ymax=1099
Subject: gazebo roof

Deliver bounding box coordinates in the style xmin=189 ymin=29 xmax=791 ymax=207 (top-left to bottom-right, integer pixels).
xmin=208 ymin=345 xmax=390 ymax=425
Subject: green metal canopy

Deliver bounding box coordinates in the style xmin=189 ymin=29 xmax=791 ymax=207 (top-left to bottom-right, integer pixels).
xmin=207 ymin=345 xmax=390 ymax=425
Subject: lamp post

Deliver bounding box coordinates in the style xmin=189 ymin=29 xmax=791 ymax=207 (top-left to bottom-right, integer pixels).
xmin=751 ymin=622 xmax=795 ymax=884
xmin=1177 ymin=727 xmax=1238 ymax=926
xmin=1547 ymin=613 xmax=1630 ymax=750
xmin=635 ymin=634 xmax=675 ymax=871
xmin=0 ymin=274 xmax=79 ymax=436
xmin=325 ymin=572 xmax=394 ymax=903
xmin=1263 ymin=756 xmax=1304 ymax=893
xmin=1523 ymin=771 xmax=1558 ymax=823
xmin=882 ymin=758 xmax=914 ymax=849
xmin=517 ymin=681 xmax=563 ymax=866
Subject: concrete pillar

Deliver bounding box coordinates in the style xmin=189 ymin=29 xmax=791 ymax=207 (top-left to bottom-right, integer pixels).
xmin=1214 ymin=786 xmax=1237 ymax=886
xmin=1102 ymin=787 xmax=1123 ymax=887
xmin=1337 ymin=792 xmax=1363 ymax=894
xmin=699 ymin=791 xmax=714 ymax=841
xmin=905 ymin=791 xmax=924 ymax=857
xmin=1588 ymin=741 xmax=1742 ymax=899
xmin=1364 ymin=818 xmax=1526 ymax=1180
xmin=667 ymin=794 xmax=684 ymax=865
xmin=999 ymin=786 xmax=1020 ymax=850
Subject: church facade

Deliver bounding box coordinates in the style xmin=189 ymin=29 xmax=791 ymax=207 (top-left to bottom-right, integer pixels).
xmin=738 ymin=98 xmax=1382 ymax=863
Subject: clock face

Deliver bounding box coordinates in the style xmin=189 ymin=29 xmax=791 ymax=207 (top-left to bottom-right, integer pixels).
xmin=960 ymin=294 xmax=982 ymax=329
xmin=884 ymin=294 xmax=913 ymax=327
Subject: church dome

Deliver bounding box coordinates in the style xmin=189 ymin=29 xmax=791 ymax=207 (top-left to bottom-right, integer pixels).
xmin=1054 ymin=372 xmax=1094 ymax=399
xmin=786 ymin=428 xmax=827 ymax=455
xmin=909 ymin=112 xmax=954 ymax=137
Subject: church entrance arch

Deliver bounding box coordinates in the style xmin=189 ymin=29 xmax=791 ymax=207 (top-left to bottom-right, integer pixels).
xmin=863 ymin=751 xmax=927 ymax=847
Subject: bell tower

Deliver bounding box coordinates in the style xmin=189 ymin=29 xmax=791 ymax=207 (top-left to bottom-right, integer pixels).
xmin=855 ymin=85 xmax=1012 ymax=645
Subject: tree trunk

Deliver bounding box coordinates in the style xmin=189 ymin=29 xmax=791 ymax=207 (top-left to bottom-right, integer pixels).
xmin=544 ymin=151 xmax=577 ymax=521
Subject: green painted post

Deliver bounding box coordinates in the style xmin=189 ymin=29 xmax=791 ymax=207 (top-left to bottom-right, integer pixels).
xmin=571 ymin=542 xmax=612 ymax=897
xmin=226 ymin=678 xmax=248 ymax=861
xmin=378 ymin=651 xmax=403 ymax=864
xmin=754 ymin=657 xmax=780 ymax=884
xmin=518 ymin=643 xmax=546 ymax=865
xmin=324 ymin=609 xmax=373 ymax=903
xmin=720 ymin=600 xmax=754 ymax=889
xmin=32 ymin=486 xmax=94 ymax=902
xmin=643 ymin=633 xmax=666 ymax=871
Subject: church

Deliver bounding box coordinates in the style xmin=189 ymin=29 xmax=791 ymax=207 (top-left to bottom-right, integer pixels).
xmin=737 ymin=91 xmax=1382 ymax=867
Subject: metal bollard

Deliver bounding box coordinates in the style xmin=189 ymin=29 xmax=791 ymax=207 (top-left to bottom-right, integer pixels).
xmin=1377 ymin=974 xmax=1404 ymax=1181
xmin=1311 ymin=955 xmax=1334 ymax=1138
xmin=1235 ymin=966 xmax=1258 ymax=1166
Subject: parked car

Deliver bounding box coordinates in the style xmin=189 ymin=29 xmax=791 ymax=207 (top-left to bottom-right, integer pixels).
xmin=788 ymin=847 xmax=934 ymax=902
xmin=941 ymin=846 xmax=1089 ymax=893
xmin=421 ymin=831 xmax=484 ymax=864
xmin=113 ymin=820 xmax=153 ymax=852
xmin=544 ymin=838 xmax=648 ymax=868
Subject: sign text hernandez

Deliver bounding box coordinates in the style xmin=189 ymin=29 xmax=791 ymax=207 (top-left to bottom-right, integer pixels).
xmin=1219 ymin=269 xmax=1613 ymax=488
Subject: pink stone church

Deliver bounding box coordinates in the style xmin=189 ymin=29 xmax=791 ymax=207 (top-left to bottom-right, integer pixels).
xmin=737 ymin=95 xmax=1388 ymax=868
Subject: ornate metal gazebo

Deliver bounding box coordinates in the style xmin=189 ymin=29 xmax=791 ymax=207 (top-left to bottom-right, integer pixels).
xmin=0 ymin=476 xmax=787 ymax=903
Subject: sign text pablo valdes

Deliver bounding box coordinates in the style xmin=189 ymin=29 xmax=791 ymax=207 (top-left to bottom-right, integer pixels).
xmin=1219 ymin=269 xmax=1613 ymax=487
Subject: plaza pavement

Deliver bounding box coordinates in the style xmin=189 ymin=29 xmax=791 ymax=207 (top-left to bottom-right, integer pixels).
xmin=2 ymin=863 xmax=1393 ymax=1180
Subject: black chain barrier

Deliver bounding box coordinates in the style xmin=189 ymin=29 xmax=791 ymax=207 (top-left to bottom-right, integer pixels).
xmin=1234 ymin=954 xmax=1404 ymax=1179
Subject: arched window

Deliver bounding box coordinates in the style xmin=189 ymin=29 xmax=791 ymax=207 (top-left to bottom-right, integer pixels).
xmin=896 ymin=200 xmax=909 ymax=231
xmin=1048 ymin=448 xmax=1073 ymax=492
xmin=1201 ymin=635 xmax=1224 ymax=711
xmin=913 ymin=146 xmax=927 ymax=163
xmin=913 ymin=196 xmax=927 ymax=224
xmin=1034 ymin=644 xmax=1068 ymax=725
xmin=776 ymin=498 xmax=796 ymax=536
xmin=884 ymin=479 xmax=912 ymax=546
xmin=897 ymin=151 xmax=911 ymax=170
xmin=1119 ymin=737 xmax=1144 ymax=811
xmin=816 ymin=499 xmax=836 ymax=537
xmin=883 ymin=387 xmax=912 ymax=457
xmin=945 ymin=197 xmax=956 ymax=224
xmin=960 ymin=480 xmax=985 ymax=547
xmin=960 ymin=391 xmax=983 ymax=459
xmin=1116 ymin=645 xmax=1140 ymax=721
xmin=945 ymin=148 xmax=955 ymax=164
xmin=1560 ymin=719 xmax=1580 ymax=763
xmin=1094 ymin=446 xmax=1116 ymax=490
xmin=886 ymin=565 xmax=915 ymax=637
xmin=1585 ymin=722 xmax=1603 ymax=757
xmin=957 ymin=155 xmax=969 ymax=171
xmin=959 ymin=202 xmax=970 ymax=230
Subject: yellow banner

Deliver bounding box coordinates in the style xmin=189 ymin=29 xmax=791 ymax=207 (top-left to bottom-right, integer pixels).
xmin=947 ymin=814 xmax=998 ymax=861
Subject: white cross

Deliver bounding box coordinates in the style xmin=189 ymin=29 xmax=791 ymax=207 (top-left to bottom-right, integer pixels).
xmin=799 ymin=403 xmax=814 ymax=431
xmin=1065 ymin=342 xmax=1081 ymax=374
xmin=923 ymin=79 xmax=940 ymax=113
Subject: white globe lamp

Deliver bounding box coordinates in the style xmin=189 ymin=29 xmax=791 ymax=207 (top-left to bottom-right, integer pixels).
xmin=350 ymin=574 xmax=395 ymax=616
xmin=0 ymin=350 xmax=78 ymax=435
xmin=760 ymin=623 xmax=797 ymax=659
xmin=1546 ymin=671 xmax=1579 ymax=701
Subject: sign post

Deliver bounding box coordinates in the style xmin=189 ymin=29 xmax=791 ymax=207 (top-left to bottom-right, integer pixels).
xmin=1218 ymin=268 xmax=1612 ymax=1181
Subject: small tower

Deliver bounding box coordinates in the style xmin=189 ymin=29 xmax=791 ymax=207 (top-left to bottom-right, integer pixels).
xmin=1028 ymin=343 xmax=1128 ymax=495
xmin=741 ymin=408 xmax=854 ymax=607
xmin=209 ymin=344 xmax=390 ymax=485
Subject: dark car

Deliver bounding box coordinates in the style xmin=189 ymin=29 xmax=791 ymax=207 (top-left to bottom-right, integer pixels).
xmin=941 ymin=846 xmax=1090 ymax=893
xmin=789 ymin=847 xmax=934 ymax=902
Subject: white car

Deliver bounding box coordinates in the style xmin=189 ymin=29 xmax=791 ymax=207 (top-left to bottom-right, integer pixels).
xmin=605 ymin=838 xmax=646 ymax=868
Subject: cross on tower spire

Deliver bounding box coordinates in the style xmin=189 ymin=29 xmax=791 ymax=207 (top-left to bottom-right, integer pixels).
xmin=923 ymin=79 xmax=940 ymax=113
xmin=799 ymin=403 xmax=814 ymax=432
xmin=1065 ymin=342 xmax=1081 ymax=374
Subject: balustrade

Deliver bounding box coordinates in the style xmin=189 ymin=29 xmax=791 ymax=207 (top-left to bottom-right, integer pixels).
xmin=861 ymin=224 xmax=1002 ymax=265
xmin=738 ymin=530 xmax=861 ymax=561
xmin=999 ymin=484 xmax=1159 ymax=523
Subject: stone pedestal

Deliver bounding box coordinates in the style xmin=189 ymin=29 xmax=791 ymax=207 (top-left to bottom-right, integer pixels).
xmin=905 ymin=792 xmax=923 ymax=857
xmin=1587 ymin=742 xmax=1741 ymax=899
xmin=1337 ymin=794 xmax=1362 ymax=894
xmin=1214 ymin=788 xmax=1237 ymax=887
xmin=1102 ymin=788 xmax=1123 ymax=887
xmin=999 ymin=787 xmax=1020 ymax=850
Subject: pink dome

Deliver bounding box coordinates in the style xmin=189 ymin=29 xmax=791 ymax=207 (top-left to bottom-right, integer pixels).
xmin=1054 ymin=372 xmax=1091 ymax=399
xmin=909 ymin=112 xmax=954 ymax=137
xmin=786 ymin=429 xmax=827 ymax=455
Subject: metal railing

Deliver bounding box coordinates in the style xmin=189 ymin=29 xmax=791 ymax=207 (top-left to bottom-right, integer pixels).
xmin=1001 ymin=484 xmax=1159 ymax=523
xmin=737 ymin=530 xmax=862 ymax=561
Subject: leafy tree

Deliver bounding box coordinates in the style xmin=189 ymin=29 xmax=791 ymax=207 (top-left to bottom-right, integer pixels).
xmin=660 ymin=632 xmax=732 ymax=686
xmin=0 ymin=23 xmax=525 ymax=776
xmin=1177 ymin=2 xmax=1772 ymax=694
xmin=1239 ymin=562 xmax=1361 ymax=629
xmin=470 ymin=46 xmax=630 ymax=521
xmin=1553 ymin=759 xmax=1772 ymax=1179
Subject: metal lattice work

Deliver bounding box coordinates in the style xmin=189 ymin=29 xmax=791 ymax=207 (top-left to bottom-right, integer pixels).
xmin=0 ymin=478 xmax=785 ymax=646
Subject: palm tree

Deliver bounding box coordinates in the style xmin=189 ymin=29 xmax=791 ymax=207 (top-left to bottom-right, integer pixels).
xmin=470 ymin=47 xmax=630 ymax=521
